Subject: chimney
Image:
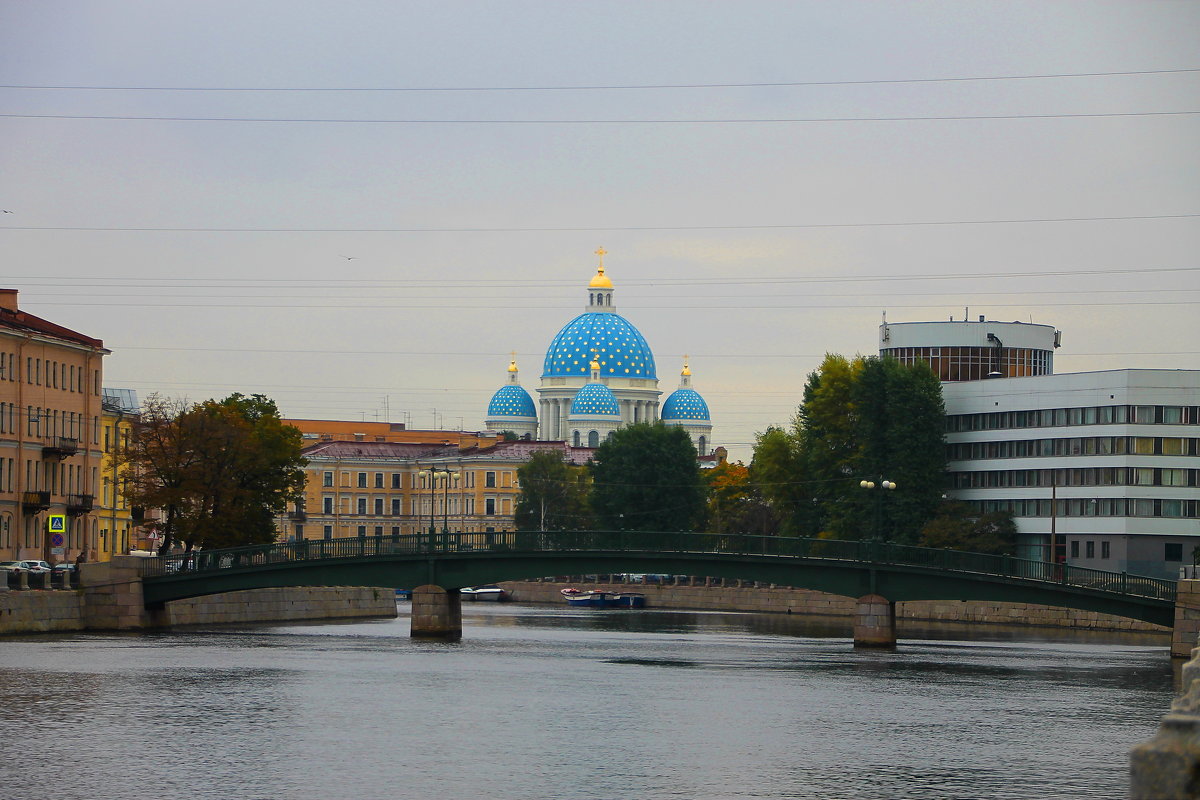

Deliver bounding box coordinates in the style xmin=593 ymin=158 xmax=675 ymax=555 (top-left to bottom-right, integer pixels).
xmin=0 ymin=289 xmax=17 ymax=312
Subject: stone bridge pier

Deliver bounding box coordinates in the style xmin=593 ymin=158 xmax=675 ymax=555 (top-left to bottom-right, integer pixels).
xmin=410 ymin=585 xmax=462 ymax=641
xmin=853 ymin=594 xmax=896 ymax=648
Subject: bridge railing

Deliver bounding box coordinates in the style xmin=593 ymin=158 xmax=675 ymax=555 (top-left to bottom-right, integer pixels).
xmin=135 ymin=530 xmax=1175 ymax=602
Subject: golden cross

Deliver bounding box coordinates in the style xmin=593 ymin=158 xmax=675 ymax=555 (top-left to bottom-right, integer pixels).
xmin=594 ymin=246 xmax=607 ymax=270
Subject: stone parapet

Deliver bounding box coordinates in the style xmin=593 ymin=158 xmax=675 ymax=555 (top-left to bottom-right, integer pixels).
xmin=0 ymin=589 xmax=85 ymax=633
xmin=163 ymin=586 xmax=397 ymax=627
xmin=1172 ymin=579 xmax=1200 ymax=658
xmin=503 ymin=580 xmax=1169 ymax=634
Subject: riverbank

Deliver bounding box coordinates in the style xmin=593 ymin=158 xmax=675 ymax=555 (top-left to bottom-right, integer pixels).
xmin=504 ymin=579 xmax=1170 ymax=637
xmin=0 ymin=585 xmax=397 ymax=634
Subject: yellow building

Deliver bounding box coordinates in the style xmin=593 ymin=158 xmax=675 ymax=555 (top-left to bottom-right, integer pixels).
xmin=0 ymin=289 xmax=109 ymax=563
xmin=97 ymin=388 xmax=139 ymax=561
xmin=282 ymin=439 xmax=595 ymax=542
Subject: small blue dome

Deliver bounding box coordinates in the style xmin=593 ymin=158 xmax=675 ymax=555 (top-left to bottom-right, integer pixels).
xmin=661 ymin=388 xmax=710 ymax=422
xmin=543 ymin=312 xmax=657 ymax=380
xmin=487 ymin=384 xmax=536 ymax=418
xmin=570 ymin=383 xmax=621 ymax=417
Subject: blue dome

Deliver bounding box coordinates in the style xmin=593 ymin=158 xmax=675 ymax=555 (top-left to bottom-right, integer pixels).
xmin=487 ymin=384 xmax=536 ymax=418
xmin=543 ymin=312 xmax=657 ymax=379
xmin=570 ymin=383 xmax=621 ymax=417
xmin=661 ymin=388 xmax=710 ymax=422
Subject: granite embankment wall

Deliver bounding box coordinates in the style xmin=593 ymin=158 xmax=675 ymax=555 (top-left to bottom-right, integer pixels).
xmin=504 ymin=580 xmax=1168 ymax=634
xmin=0 ymin=585 xmax=397 ymax=635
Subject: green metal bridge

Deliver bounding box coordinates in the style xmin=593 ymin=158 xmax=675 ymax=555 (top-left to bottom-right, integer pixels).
xmin=137 ymin=531 xmax=1177 ymax=627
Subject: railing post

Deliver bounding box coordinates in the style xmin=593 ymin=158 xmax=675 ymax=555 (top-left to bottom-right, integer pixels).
xmin=1122 ymin=571 xmax=1128 ymax=594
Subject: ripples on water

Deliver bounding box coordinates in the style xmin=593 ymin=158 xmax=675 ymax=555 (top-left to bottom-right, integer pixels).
xmin=0 ymin=604 xmax=1174 ymax=800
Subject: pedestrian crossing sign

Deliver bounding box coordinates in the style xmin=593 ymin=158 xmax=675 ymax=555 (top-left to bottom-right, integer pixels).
xmin=47 ymin=514 xmax=66 ymax=534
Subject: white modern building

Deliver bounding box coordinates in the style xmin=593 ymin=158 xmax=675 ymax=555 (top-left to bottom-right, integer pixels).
xmin=881 ymin=317 xmax=1200 ymax=579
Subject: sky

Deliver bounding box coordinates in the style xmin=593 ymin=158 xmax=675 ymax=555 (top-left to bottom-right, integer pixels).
xmin=1 ymin=1 xmax=1197 ymax=463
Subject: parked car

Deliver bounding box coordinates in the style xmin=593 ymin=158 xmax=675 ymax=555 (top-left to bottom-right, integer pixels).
xmin=24 ymin=560 xmax=52 ymax=574
xmin=52 ymin=562 xmax=76 ymax=574
xmin=0 ymin=560 xmax=30 ymax=573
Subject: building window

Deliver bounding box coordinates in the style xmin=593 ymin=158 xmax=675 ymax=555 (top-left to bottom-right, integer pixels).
xmin=374 ymin=498 xmax=384 ymax=516
xmin=323 ymin=496 xmax=334 ymax=514
xmin=391 ymin=473 xmax=402 ymax=489
xmin=323 ymin=471 xmax=333 ymax=487
xmin=485 ymin=471 xmax=496 ymax=488
xmin=485 ymin=498 xmax=496 ymax=515
xmin=588 ymin=430 xmax=599 ymax=448
xmin=374 ymin=472 xmax=384 ymax=488
xmin=1070 ymin=540 xmax=1079 ymax=558
xmin=1166 ymin=543 xmax=1184 ymax=562
xmin=374 ymin=525 xmax=383 ymax=537
xmin=391 ymin=498 xmax=402 ymax=516
xmin=357 ymin=525 xmax=366 ymax=537
xmin=357 ymin=472 xmax=368 ymax=488
xmin=357 ymin=498 xmax=367 ymax=515
xmin=1101 ymin=541 xmax=1110 ymax=559
xmin=323 ymin=525 xmax=333 ymax=540
xmin=1085 ymin=541 xmax=1095 ymax=559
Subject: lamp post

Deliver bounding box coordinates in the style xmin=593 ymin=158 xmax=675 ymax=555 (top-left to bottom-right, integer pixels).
xmin=442 ymin=471 xmax=460 ymax=535
xmin=859 ymin=478 xmax=897 ymax=541
xmin=421 ymin=467 xmax=459 ymax=537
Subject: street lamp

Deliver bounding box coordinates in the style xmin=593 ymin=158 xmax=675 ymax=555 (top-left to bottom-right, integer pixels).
xmin=421 ymin=467 xmax=459 ymax=536
xmin=859 ymin=478 xmax=897 ymax=541
xmin=441 ymin=470 xmax=460 ymax=534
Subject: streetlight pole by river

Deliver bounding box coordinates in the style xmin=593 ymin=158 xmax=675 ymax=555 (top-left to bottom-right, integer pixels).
xmin=859 ymin=478 xmax=896 ymax=541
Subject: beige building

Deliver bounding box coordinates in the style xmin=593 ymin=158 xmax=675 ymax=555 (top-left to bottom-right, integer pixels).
xmin=282 ymin=439 xmax=595 ymax=542
xmin=0 ymin=289 xmax=109 ymax=563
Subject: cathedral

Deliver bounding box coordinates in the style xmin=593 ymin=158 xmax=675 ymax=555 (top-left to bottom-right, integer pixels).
xmin=485 ymin=250 xmax=714 ymax=454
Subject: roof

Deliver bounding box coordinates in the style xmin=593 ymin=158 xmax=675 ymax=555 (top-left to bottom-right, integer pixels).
xmin=301 ymin=441 xmax=461 ymax=461
xmin=0 ymin=293 xmax=106 ymax=349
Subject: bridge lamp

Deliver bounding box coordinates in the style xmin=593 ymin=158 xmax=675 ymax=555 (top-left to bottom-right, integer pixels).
xmin=859 ymin=478 xmax=897 ymax=541
xmin=441 ymin=471 xmax=460 ymax=535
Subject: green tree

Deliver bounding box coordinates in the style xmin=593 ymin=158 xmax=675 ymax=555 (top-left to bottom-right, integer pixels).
xmin=590 ymin=423 xmax=705 ymax=532
xmin=123 ymin=393 xmax=306 ymax=553
xmin=919 ymin=502 xmax=1017 ymax=555
xmin=514 ymin=450 xmax=591 ymax=531
xmin=751 ymin=354 xmax=947 ymax=543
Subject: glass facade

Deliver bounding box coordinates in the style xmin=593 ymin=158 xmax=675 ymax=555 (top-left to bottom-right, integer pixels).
xmin=882 ymin=345 xmax=1052 ymax=381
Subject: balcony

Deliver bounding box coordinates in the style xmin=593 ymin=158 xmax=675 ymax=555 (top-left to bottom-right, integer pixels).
xmin=22 ymin=491 xmax=51 ymax=511
xmin=42 ymin=437 xmax=79 ymax=459
xmin=288 ymin=510 xmax=308 ymax=522
xmin=66 ymin=493 xmax=95 ymax=515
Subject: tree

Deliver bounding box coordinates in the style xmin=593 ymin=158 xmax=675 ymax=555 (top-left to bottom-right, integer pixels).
xmin=751 ymin=354 xmax=947 ymax=543
xmin=705 ymin=461 xmax=779 ymax=535
xmin=590 ymin=423 xmax=705 ymax=532
xmin=919 ymin=502 xmax=1017 ymax=555
xmin=123 ymin=393 xmax=306 ymax=553
xmin=514 ymin=450 xmax=591 ymax=531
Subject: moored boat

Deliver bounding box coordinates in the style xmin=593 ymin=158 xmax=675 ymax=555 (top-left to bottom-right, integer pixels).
xmin=560 ymin=588 xmax=645 ymax=608
xmin=461 ymin=585 xmax=508 ymax=602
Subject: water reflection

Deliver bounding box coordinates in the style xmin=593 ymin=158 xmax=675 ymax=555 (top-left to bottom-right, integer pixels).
xmin=0 ymin=603 xmax=1175 ymax=800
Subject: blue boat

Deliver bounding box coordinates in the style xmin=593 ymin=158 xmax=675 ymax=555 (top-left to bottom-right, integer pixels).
xmin=560 ymin=588 xmax=645 ymax=608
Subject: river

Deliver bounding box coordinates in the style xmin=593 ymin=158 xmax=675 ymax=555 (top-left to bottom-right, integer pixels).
xmin=0 ymin=602 xmax=1175 ymax=800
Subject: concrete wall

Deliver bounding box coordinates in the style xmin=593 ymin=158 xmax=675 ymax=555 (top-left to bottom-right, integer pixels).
xmin=0 ymin=581 xmax=397 ymax=635
xmin=505 ymin=580 xmax=1168 ymax=634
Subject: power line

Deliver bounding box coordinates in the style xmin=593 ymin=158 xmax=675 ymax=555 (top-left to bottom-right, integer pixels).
xmin=20 ymin=299 xmax=1199 ymax=310
xmin=2 ymin=215 xmax=1197 ymax=234
xmin=3 ymin=110 xmax=1197 ymax=124
xmin=3 ymin=68 xmax=1196 ymax=92
xmin=108 ymin=345 xmax=1200 ymax=358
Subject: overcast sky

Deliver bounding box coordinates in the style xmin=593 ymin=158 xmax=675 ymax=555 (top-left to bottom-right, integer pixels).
xmin=2 ymin=1 xmax=1197 ymax=462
